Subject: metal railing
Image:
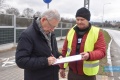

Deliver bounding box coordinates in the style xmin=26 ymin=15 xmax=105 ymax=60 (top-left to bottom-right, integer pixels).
xmin=0 ymin=14 xmax=74 ymax=46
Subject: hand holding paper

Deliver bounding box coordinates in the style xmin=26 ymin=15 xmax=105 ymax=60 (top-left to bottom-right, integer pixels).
xmin=53 ymin=55 xmax=82 ymax=65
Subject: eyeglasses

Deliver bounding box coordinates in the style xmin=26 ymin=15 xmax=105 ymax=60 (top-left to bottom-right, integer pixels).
xmin=46 ymin=19 xmax=56 ymax=29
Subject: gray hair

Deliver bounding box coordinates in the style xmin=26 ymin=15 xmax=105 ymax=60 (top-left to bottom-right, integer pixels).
xmin=41 ymin=9 xmax=61 ymax=21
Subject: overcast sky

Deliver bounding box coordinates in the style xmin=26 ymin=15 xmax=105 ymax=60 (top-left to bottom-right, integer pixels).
xmin=5 ymin=0 xmax=120 ymax=22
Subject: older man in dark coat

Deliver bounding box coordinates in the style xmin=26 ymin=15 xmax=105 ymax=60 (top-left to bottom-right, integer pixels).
xmin=16 ymin=9 xmax=62 ymax=80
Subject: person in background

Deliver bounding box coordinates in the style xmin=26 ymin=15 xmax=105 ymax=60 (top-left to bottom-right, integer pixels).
xmin=16 ymin=9 xmax=62 ymax=80
xmin=60 ymin=7 xmax=106 ymax=80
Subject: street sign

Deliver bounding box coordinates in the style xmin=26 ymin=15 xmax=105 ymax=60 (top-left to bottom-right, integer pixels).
xmin=43 ymin=0 xmax=52 ymax=9
xmin=43 ymin=0 xmax=52 ymax=4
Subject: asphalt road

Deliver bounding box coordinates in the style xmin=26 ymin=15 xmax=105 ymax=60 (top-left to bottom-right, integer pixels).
xmin=106 ymin=29 xmax=120 ymax=47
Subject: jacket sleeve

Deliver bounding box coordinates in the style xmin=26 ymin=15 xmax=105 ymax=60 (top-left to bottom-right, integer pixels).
xmin=15 ymin=32 xmax=48 ymax=70
xmin=89 ymin=30 xmax=106 ymax=60
xmin=62 ymin=38 xmax=68 ymax=57
xmin=59 ymin=37 xmax=68 ymax=69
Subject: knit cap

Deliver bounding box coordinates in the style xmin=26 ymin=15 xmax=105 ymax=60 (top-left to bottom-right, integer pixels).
xmin=75 ymin=7 xmax=91 ymax=21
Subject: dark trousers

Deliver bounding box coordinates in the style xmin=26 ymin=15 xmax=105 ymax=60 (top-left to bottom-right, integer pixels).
xmin=68 ymin=69 xmax=96 ymax=80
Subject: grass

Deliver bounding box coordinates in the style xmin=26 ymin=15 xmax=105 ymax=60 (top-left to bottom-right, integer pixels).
xmin=98 ymin=29 xmax=111 ymax=76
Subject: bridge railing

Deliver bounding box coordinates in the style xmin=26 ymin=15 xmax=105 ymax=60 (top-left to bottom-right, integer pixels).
xmin=0 ymin=14 xmax=75 ymax=46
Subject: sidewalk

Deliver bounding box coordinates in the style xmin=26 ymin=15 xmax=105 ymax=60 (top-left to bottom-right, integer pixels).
xmin=59 ymin=71 xmax=109 ymax=80
xmin=59 ymin=67 xmax=110 ymax=80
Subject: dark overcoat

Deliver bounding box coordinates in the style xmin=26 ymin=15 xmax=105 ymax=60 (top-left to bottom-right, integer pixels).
xmin=16 ymin=18 xmax=61 ymax=80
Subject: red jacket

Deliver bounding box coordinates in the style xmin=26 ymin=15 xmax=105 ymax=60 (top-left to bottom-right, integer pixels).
xmin=60 ymin=28 xmax=106 ymax=75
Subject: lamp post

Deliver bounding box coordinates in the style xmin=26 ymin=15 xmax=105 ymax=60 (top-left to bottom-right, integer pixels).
xmin=102 ymin=3 xmax=111 ymax=27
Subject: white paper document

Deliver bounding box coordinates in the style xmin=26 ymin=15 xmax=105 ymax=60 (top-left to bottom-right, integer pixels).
xmin=53 ymin=55 xmax=82 ymax=65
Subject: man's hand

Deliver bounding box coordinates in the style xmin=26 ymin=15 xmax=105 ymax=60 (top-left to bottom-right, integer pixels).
xmin=59 ymin=56 xmax=63 ymax=59
xmin=59 ymin=69 xmax=66 ymax=78
xmin=48 ymin=56 xmax=56 ymax=66
xmin=80 ymin=52 xmax=89 ymax=60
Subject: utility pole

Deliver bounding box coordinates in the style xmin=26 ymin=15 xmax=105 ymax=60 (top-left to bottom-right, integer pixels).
xmin=84 ymin=0 xmax=90 ymax=10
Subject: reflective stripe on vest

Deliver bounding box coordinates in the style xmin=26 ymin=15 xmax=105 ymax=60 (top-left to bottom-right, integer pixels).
xmin=64 ymin=25 xmax=100 ymax=76
xmin=84 ymin=61 xmax=99 ymax=67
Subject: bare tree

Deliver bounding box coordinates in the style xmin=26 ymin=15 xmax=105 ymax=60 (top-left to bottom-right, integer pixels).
xmin=23 ymin=8 xmax=34 ymax=18
xmin=33 ymin=11 xmax=41 ymax=18
xmin=0 ymin=0 xmax=9 ymax=13
xmin=6 ymin=7 xmax=20 ymax=16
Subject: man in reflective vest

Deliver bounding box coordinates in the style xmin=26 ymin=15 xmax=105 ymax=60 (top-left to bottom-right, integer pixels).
xmin=60 ymin=7 xmax=106 ymax=80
